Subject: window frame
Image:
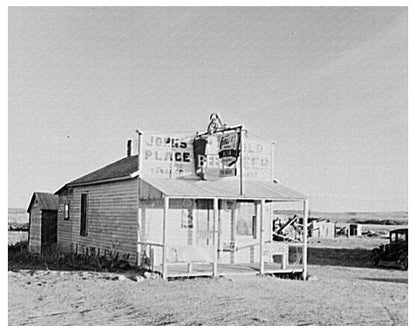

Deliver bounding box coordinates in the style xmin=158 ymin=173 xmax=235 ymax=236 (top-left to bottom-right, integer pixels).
xmin=64 ymin=202 xmax=70 ymax=220
xmin=80 ymin=193 xmax=88 ymax=236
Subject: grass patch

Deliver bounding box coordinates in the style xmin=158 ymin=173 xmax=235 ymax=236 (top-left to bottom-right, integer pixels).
xmin=8 ymin=241 xmax=145 ymax=274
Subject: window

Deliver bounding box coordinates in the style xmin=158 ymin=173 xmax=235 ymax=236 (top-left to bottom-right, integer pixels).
xmin=236 ymin=202 xmax=256 ymax=237
xmin=252 ymin=216 xmax=257 ymax=239
xmin=80 ymin=194 xmax=88 ymax=236
xmin=64 ymin=203 xmax=70 ymax=220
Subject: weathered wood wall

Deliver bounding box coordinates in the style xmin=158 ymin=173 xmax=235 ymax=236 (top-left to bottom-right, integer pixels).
xmin=57 ymin=188 xmax=73 ymax=251
xmin=28 ymin=204 xmax=42 ymax=253
xmin=57 ymin=179 xmax=138 ymax=265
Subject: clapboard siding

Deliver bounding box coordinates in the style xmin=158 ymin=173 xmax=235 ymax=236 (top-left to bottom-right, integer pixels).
xmin=57 ymin=179 xmax=138 ymax=265
xmin=28 ymin=205 xmax=42 ymax=253
xmin=57 ymin=189 xmax=73 ymax=251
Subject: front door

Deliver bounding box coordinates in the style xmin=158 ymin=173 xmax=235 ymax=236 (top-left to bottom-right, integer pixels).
xmin=41 ymin=210 xmax=58 ymax=252
xmin=195 ymin=200 xmax=214 ymax=246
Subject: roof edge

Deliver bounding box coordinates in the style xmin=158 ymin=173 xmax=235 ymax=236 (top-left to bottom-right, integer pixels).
xmin=26 ymin=193 xmax=36 ymax=213
xmin=55 ymin=174 xmax=137 ymax=194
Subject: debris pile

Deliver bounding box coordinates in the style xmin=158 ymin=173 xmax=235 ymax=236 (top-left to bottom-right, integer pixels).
xmin=273 ymin=215 xmax=335 ymax=241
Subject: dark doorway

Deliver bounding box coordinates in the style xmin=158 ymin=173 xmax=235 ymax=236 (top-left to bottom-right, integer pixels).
xmin=41 ymin=210 xmax=58 ymax=252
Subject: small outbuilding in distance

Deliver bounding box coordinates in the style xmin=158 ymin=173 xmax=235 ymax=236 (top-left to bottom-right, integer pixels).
xmin=27 ymin=192 xmax=59 ymax=253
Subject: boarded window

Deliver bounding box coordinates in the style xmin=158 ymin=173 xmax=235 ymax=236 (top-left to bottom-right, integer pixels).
xmin=64 ymin=203 xmax=70 ymax=220
xmin=80 ymin=194 xmax=88 ymax=236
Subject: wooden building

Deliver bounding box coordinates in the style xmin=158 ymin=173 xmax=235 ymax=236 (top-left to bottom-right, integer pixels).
xmin=309 ymin=219 xmax=336 ymax=238
xmin=45 ymin=116 xmax=310 ymax=279
xmin=52 ymin=155 xmax=309 ymax=278
xmin=348 ymin=223 xmax=362 ymax=237
xmin=27 ymin=192 xmax=59 ymax=253
xmin=55 ymin=156 xmax=139 ymax=265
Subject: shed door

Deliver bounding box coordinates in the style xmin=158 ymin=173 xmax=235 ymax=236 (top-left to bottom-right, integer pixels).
xmin=41 ymin=210 xmax=58 ymax=251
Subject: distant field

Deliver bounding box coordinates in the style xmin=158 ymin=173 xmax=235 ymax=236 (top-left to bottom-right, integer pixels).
xmin=337 ymin=223 xmax=406 ymax=234
xmin=8 ymin=208 xmax=28 ymax=225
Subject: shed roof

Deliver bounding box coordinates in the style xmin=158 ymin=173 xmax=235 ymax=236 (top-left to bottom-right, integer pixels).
xmin=27 ymin=192 xmax=59 ymax=212
xmin=141 ymin=177 xmax=307 ymax=201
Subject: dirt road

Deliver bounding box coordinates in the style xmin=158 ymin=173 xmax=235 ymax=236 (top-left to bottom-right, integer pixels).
xmin=8 ymin=265 xmax=407 ymax=325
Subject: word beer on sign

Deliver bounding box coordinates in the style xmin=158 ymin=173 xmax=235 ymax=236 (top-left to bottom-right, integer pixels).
xmin=136 ymin=114 xmax=273 ymax=181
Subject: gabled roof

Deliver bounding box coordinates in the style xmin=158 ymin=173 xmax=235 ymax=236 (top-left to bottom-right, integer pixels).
xmin=55 ymin=155 xmax=138 ymax=193
xmin=140 ymin=177 xmax=307 ymax=201
xmin=69 ymin=155 xmax=138 ymax=185
xmin=27 ymin=192 xmax=59 ymax=212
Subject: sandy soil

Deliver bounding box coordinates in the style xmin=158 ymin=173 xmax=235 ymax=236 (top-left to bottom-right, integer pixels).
xmin=8 ymin=264 xmax=407 ymax=326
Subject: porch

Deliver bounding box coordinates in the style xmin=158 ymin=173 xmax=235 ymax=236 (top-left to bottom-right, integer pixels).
xmin=152 ymin=262 xmax=304 ymax=279
xmin=137 ymin=177 xmax=309 ymax=280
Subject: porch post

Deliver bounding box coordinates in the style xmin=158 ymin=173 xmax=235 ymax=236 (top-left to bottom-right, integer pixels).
xmin=213 ymin=198 xmax=219 ymax=276
xmin=302 ymin=199 xmax=309 ymax=281
xmin=259 ymin=199 xmax=265 ymax=275
xmin=162 ymin=196 xmax=169 ymax=280
xmin=270 ymin=201 xmax=274 ymax=243
xmin=230 ymin=201 xmax=237 ymax=264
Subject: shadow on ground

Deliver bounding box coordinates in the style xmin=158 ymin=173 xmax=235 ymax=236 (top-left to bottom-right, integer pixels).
xmin=360 ymin=277 xmax=407 ymax=284
xmin=289 ymin=246 xmax=375 ymax=268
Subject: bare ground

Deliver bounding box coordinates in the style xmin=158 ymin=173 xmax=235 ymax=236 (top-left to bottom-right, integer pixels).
xmin=8 ymin=264 xmax=407 ymax=326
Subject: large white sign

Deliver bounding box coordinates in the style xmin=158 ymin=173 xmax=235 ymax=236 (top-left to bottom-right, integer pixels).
xmin=140 ymin=132 xmax=195 ymax=178
xmin=137 ymin=130 xmax=273 ymax=181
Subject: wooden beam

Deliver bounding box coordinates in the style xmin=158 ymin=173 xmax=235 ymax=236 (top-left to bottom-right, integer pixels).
xmin=136 ymin=130 xmax=143 ymax=266
xmin=217 ymin=200 xmax=222 ymax=259
xmin=162 ymin=196 xmax=169 ymax=280
xmin=259 ymin=199 xmax=265 ymax=275
xmin=269 ymin=201 xmax=273 ymax=243
xmin=213 ymin=198 xmax=219 ymax=276
xmin=302 ymin=199 xmax=309 ymax=281
xmin=239 ymin=126 xmax=244 ymax=195
xmin=230 ymin=201 xmax=237 ymax=264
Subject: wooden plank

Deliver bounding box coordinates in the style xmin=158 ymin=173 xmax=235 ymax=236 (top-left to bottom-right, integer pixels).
xmin=239 ymin=126 xmax=244 ymax=195
xmin=28 ymin=208 xmax=42 ymax=253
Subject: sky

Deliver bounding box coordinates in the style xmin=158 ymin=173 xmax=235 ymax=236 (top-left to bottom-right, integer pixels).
xmin=8 ymin=6 xmax=407 ymax=212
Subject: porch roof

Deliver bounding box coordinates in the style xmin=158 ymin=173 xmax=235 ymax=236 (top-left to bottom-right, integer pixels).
xmin=140 ymin=177 xmax=307 ymax=201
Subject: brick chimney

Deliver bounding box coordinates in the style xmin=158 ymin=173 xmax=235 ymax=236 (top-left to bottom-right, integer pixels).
xmin=127 ymin=140 xmax=132 ymax=157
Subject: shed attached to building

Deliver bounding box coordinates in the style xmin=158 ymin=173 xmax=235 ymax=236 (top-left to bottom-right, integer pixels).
xmin=27 ymin=192 xmax=59 ymax=253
